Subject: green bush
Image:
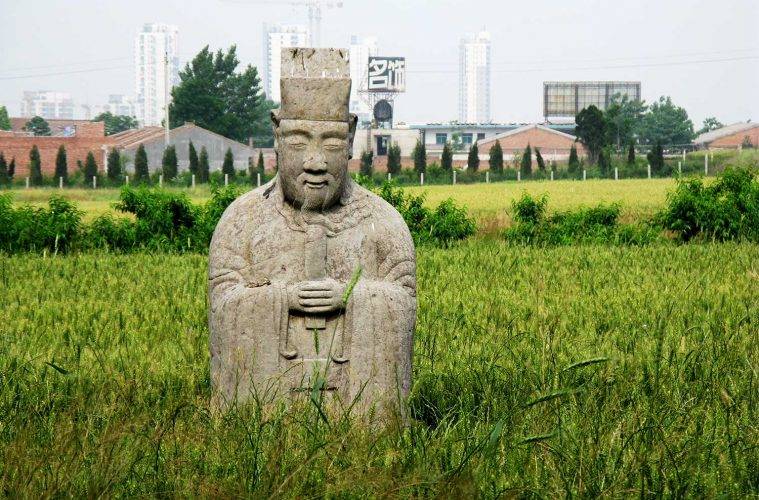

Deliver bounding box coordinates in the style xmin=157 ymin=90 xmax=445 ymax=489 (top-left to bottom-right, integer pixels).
xmin=657 ymin=166 xmax=758 ymax=242
xmin=0 ymin=194 xmax=82 ymax=252
xmin=505 ymin=192 xmax=659 ymax=245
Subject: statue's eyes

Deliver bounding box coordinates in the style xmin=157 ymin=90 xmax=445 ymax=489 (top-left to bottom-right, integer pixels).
xmin=323 ymin=138 xmax=346 ymax=150
xmin=284 ymin=137 xmax=308 ymax=149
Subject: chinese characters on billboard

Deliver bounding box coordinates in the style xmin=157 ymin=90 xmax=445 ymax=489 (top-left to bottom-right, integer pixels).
xmin=367 ymin=57 xmax=406 ymax=92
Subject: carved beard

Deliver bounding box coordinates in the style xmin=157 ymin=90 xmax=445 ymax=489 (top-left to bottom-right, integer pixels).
xmin=280 ymin=168 xmax=347 ymax=212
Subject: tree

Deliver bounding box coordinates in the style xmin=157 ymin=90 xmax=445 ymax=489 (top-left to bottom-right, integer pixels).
xmin=198 ymin=146 xmax=210 ymax=183
xmin=24 ymin=116 xmax=51 ymax=136
xmin=134 ymin=144 xmax=149 ymax=182
xmin=8 ymin=157 xmax=15 ymax=180
xmin=107 ymin=148 xmax=122 ymax=182
xmin=626 ymin=142 xmax=636 ymax=165
xmin=360 ymin=150 xmax=373 ymax=177
xmin=386 ymin=143 xmax=401 ymax=175
xmin=741 ymin=136 xmax=754 ymax=149
xmin=170 ymin=45 xmax=272 ymax=144
xmin=257 ymin=150 xmax=265 ymax=174
xmin=92 ymin=112 xmax=138 ymax=135
xmin=575 ymin=105 xmax=607 ymax=164
xmin=412 ymin=140 xmax=426 ymax=173
xmin=84 ymin=151 xmax=98 ymax=184
xmin=441 ymin=142 xmax=453 ymax=171
xmin=520 ymin=144 xmax=532 ymax=177
xmin=638 ymin=96 xmax=694 ymax=145
xmin=162 ymin=145 xmax=178 ymax=180
xmin=647 ymin=141 xmax=665 ymax=175
xmin=488 ymin=141 xmax=503 ymax=174
xmin=29 ymin=145 xmax=43 ymax=185
xmin=598 ymin=147 xmax=611 ymax=177
xmin=567 ymin=144 xmax=580 ymax=174
xmin=188 ymin=141 xmax=199 ymax=176
xmin=222 ymin=147 xmax=235 ymax=178
xmin=604 ymin=94 xmax=647 ymax=147
xmin=467 ymin=143 xmax=479 ymax=172
xmin=697 ymin=117 xmax=724 ymax=136
xmin=0 ymin=153 xmax=8 ymax=185
xmin=535 ymin=148 xmax=546 ymax=172
xmin=54 ymin=145 xmax=68 ymax=182
xmin=0 ymin=105 xmax=11 ymax=131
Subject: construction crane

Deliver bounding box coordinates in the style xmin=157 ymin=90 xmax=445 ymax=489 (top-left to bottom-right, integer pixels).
xmin=224 ymin=0 xmax=343 ymax=47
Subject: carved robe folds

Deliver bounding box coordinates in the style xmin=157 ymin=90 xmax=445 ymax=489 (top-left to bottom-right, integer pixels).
xmin=209 ymin=180 xmax=416 ymax=412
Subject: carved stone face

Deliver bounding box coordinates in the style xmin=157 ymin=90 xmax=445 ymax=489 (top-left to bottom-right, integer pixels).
xmin=273 ymin=117 xmax=356 ymax=211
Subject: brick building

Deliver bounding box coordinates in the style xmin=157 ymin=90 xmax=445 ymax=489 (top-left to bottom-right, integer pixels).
xmin=694 ymin=122 xmax=759 ymax=149
xmin=476 ymin=124 xmax=585 ymax=165
xmin=0 ymin=119 xmax=112 ymax=177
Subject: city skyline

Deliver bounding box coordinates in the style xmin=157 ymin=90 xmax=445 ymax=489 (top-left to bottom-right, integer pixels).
xmin=1 ymin=0 xmax=757 ymax=126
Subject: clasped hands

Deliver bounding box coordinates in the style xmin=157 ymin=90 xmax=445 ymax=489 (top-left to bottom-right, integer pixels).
xmin=288 ymin=278 xmax=346 ymax=314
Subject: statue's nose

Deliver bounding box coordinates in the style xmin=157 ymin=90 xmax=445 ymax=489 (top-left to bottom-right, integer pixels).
xmin=303 ymin=150 xmax=327 ymax=173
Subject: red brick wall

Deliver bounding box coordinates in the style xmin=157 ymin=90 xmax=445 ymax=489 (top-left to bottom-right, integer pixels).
xmin=709 ymin=126 xmax=759 ymax=148
xmin=0 ymin=136 xmax=114 ymax=176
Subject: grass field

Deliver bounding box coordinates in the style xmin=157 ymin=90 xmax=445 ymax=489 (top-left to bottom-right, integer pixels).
xmin=8 ymin=177 xmax=678 ymax=229
xmin=2 ymin=242 xmax=757 ymax=497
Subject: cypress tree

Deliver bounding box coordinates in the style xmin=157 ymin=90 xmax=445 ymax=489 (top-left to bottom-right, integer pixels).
xmin=134 ymin=144 xmax=149 ymax=183
xmin=29 ymin=145 xmax=43 ymax=186
xmin=222 ymin=147 xmax=235 ymax=178
xmin=0 ymin=152 xmax=8 ymax=185
xmin=412 ymin=139 xmax=426 ymax=173
xmin=520 ymin=144 xmax=532 ymax=178
xmin=198 ymin=146 xmax=210 ymax=183
xmin=387 ymin=143 xmax=401 ymax=175
xmin=535 ymin=147 xmax=546 ymax=172
xmin=568 ymin=144 xmax=580 ymax=174
xmin=627 ymin=142 xmax=636 ymax=165
xmin=107 ymin=148 xmax=122 ymax=182
xmin=54 ymin=145 xmax=68 ymax=183
xmin=598 ymin=148 xmax=611 ymax=177
xmin=360 ymin=150 xmax=373 ymax=177
xmin=162 ymin=145 xmax=178 ymax=181
xmin=8 ymin=157 xmax=15 ymax=180
xmin=84 ymin=151 xmax=98 ymax=185
xmin=488 ymin=141 xmax=503 ymax=174
xmin=467 ymin=143 xmax=479 ymax=172
xmin=188 ymin=141 xmax=199 ymax=176
xmin=257 ymin=150 xmax=265 ymax=174
xmin=441 ymin=142 xmax=453 ymax=171
xmin=646 ymin=141 xmax=665 ymax=175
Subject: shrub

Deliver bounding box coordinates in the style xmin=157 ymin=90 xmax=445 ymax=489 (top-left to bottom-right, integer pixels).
xmin=222 ymin=148 xmax=235 ymax=178
xmin=568 ymin=144 xmax=580 ymax=174
xmin=488 ymin=142 xmax=503 ymax=174
xmin=0 ymin=194 xmax=82 ymax=252
xmin=29 ymin=145 xmax=43 ymax=186
xmin=387 ymin=143 xmax=401 ymax=175
xmin=412 ymin=140 xmax=426 ymax=173
xmin=54 ymin=145 xmax=68 ymax=183
xmin=520 ymin=144 xmax=532 ymax=177
xmin=441 ymin=142 xmax=453 ymax=171
xmin=657 ymin=166 xmax=758 ymax=242
xmin=134 ymin=144 xmax=150 ymax=183
xmin=360 ymin=150 xmax=373 ymax=177
xmin=467 ymin=143 xmax=479 ymax=172
xmin=162 ymin=145 xmax=178 ymax=181
xmin=107 ymin=148 xmax=122 ymax=183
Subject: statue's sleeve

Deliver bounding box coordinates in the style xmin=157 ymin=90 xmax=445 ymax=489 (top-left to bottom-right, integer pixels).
xmin=208 ymin=201 xmax=288 ymax=406
xmin=341 ymin=214 xmax=417 ymax=407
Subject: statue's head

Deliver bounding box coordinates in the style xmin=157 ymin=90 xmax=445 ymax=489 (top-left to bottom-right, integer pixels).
xmin=272 ymin=48 xmax=357 ymax=211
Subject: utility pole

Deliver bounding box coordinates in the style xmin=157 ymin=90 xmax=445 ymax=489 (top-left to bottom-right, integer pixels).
xmin=164 ymin=51 xmax=170 ymax=146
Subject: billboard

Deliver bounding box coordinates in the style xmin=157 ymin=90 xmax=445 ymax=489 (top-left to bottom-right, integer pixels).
xmin=543 ymin=81 xmax=641 ymax=118
xmin=367 ymin=56 xmax=406 ymax=92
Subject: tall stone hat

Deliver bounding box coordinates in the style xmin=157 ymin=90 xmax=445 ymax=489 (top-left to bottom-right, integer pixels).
xmin=279 ymin=47 xmax=352 ymax=122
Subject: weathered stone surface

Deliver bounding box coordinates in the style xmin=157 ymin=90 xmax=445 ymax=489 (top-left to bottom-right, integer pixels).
xmin=208 ymin=48 xmax=416 ymax=416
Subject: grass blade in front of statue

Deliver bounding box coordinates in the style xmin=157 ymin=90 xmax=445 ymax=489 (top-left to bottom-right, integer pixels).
xmin=309 ymin=266 xmax=363 ymax=425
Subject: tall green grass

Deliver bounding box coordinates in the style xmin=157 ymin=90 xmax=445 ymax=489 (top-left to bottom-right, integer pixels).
xmin=1 ymin=243 xmax=756 ymax=496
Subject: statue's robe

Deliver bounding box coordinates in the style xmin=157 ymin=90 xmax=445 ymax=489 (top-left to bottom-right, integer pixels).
xmin=208 ymin=178 xmax=416 ymax=412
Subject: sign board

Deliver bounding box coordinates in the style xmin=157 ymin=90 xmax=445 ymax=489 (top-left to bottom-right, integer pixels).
xmin=367 ymin=57 xmax=406 ymax=92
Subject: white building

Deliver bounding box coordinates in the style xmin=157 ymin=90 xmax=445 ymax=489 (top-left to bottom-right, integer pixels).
xmin=134 ymin=23 xmax=179 ymax=126
xmin=20 ymin=91 xmax=75 ymax=119
xmin=262 ymin=23 xmax=310 ymax=103
xmin=348 ymin=34 xmax=378 ymax=122
xmin=458 ymin=31 xmax=491 ymax=123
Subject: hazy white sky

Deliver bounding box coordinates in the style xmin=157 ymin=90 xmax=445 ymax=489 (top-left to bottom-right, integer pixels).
xmin=1 ymin=0 xmax=757 ymax=126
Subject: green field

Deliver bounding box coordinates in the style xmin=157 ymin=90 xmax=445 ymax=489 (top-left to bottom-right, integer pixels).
xmin=8 ymin=177 xmax=677 ymax=230
xmin=2 ymin=242 xmax=757 ymax=496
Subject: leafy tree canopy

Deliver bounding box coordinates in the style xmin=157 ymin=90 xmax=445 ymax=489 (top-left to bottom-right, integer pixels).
xmin=604 ymin=93 xmax=647 ymax=147
xmin=697 ymin=117 xmax=724 ymax=136
xmin=92 ymin=112 xmax=138 ymax=135
xmin=24 ymin=116 xmax=52 ymax=136
xmin=638 ymin=96 xmax=694 ymax=145
xmin=169 ymin=45 xmax=274 ymax=145
xmin=575 ymin=105 xmax=606 ymax=164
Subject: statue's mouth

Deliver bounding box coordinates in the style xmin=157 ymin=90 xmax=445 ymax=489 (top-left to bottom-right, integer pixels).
xmin=304 ymin=179 xmax=329 ymax=189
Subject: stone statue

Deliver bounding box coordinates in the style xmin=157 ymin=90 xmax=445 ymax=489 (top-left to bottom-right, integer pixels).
xmin=208 ymin=48 xmax=416 ymax=415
